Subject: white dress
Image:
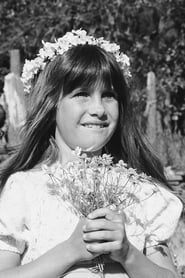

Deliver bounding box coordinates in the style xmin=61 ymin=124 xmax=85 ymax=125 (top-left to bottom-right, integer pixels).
xmin=0 ymin=161 xmax=182 ymax=277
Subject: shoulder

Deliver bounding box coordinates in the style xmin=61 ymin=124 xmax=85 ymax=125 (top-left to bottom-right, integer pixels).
xmin=155 ymin=181 xmax=183 ymax=219
xmin=150 ymin=181 xmax=182 ymax=216
xmin=1 ymin=166 xmax=49 ymax=199
xmin=136 ymin=178 xmax=183 ymax=219
xmin=7 ymin=167 xmax=45 ymax=183
xmin=140 ymin=179 xmax=183 ymax=244
xmin=132 ymin=176 xmax=182 ymax=211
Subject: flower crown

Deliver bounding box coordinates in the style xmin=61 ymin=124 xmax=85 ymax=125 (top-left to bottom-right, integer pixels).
xmin=21 ymin=29 xmax=131 ymax=94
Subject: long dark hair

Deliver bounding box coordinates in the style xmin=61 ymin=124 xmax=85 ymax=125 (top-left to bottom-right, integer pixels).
xmin=0 ymin=44 xmax=167 ymax=188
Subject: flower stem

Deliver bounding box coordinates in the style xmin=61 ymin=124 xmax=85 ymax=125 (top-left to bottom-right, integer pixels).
xmin=97 ymin=255 xmax=105 ymax=278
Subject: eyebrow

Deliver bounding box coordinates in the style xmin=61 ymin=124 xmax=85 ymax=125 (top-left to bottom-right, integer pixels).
xmin=70 ymin=86 xmax=117 ymax=95
xmin=102 ymin=88 xmax=118 ymax=95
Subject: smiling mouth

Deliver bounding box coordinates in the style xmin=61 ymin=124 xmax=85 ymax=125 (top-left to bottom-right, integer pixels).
xmin=81 ymin=123 xmax=108 ymax=128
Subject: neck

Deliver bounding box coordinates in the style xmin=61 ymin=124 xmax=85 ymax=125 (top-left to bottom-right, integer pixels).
xmin=55 ymin=133 xmax=76 ymax=166
xmin=55 ymin=129 xmax=102 ymax=166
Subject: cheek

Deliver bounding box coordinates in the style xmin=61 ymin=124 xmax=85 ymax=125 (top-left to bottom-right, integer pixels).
xmin=110 ymin=102 xmax=119 ymax=123
xmin=56 ymin=107 xmax=69 ymax=133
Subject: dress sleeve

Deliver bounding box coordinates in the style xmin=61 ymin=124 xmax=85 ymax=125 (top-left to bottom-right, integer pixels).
xmin=0 ymin=174 xmax=28 ymax=254
xmin=143 ymin=183 xmax=183 ymax=248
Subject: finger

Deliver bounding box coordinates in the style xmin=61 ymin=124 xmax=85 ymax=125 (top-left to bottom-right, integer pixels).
xmin=88 ymin=207 xmax=120 ymax=221
xmin=86 ymin=241 xmax=123 ymax=254
xmin=108 ymin=209 xmax=126 ymax=223
xmin=83 ymin=230 xmax=123 ymax=242
xmin=83 ymin=218 xmax=117 ymax=232
xmin=113 ymin=211 xmax=126 ymax=223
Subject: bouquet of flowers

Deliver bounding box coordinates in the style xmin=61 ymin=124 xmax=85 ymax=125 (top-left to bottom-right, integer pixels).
xmin=42 ymin=148 xmax=157 ymax=277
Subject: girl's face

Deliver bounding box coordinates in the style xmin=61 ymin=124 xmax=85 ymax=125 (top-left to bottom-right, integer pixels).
xmin=55 ymin=83 xmax=119 ymax=160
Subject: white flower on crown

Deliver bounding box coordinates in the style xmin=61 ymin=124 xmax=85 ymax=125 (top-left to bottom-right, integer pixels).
xmin=21 ymin=29 xmax=131 ymax=94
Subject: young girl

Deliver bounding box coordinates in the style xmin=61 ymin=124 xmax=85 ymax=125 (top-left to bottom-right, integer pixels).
xmin=0 ymin=29 xmax=182 ymax=278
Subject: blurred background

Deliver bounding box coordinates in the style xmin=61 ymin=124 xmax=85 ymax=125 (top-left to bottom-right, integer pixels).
xmin=0 ymin=0 xmax=184 ymax=275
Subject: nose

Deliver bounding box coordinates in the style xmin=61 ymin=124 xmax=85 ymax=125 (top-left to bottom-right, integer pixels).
xmin=88 ymin=97 xmax=106 ymax=118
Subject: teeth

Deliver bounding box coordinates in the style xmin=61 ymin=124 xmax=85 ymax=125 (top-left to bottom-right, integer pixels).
xmin=83 ymin=124 xmax=106 ymax=128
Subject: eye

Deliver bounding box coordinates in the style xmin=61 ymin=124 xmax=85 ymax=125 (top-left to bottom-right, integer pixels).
xmin=74 ymin=92 xmax=89 ymax=98
xmin=102 ymin=91 xmax=117 ymax=100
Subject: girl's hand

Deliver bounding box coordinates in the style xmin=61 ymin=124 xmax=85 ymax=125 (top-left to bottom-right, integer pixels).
xmin=83 ymin=208 xmax=130 ymax=264
xmin=67 ymin=218 xmax=101 ymax=263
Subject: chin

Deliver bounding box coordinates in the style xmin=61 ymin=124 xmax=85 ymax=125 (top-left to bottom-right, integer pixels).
xmin=79 ymin=143 xmax=105 ymax=153
xmin=73 ymin=138 xmax=110 ymax=153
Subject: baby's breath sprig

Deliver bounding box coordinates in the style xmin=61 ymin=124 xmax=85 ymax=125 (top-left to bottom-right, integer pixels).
xmin=42 ymin=147 xmax=158 ymax=276
xmin=42 ymin=147 xmax=156 ymax=217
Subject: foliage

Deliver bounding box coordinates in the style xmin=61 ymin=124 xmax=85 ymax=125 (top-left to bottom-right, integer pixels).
xmin=0 ymin=0 xmax=185 ymax=143
xmin=155 ymin=130 xmax=185 ymax=169
xmin=0 ymin=0 xmax=185 ymax=92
